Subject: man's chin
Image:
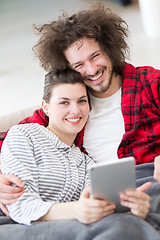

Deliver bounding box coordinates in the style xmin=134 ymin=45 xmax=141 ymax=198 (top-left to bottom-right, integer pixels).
xmin=88 ymin=84 xmax=111 ymax=95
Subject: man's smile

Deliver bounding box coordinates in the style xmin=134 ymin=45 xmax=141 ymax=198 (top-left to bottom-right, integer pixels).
xmin=86 ymin=67 xmax=106 ymax=83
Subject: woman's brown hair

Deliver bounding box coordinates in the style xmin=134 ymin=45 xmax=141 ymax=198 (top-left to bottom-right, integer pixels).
xmin=43 ymin=68 xmax=91 ymax=109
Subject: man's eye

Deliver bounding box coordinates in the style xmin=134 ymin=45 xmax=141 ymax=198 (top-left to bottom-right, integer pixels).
xmin=92 ymin=54 xmax=99 ymax=59
xmin=74 ymin=64 xmax=82 ymax=69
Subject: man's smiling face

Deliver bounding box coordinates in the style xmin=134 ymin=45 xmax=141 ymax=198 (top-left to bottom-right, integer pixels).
xmin=64 ymin=37 xmax=114 ymax=98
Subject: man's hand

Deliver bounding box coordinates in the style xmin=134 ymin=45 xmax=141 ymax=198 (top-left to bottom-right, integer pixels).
xmin=75 ymin=186 xmax=116 ymax=224
xmin=0 ymin=175 xmax=24 ymax=216
xmin=154 ymin=156 xmax=160 ymax=183
xmin=120 ymin=182 xmax=152 ymax=219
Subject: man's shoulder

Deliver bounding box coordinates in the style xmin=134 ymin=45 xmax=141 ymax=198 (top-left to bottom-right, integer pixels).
xmin=123 ymin=63 xmax=160 ymax=83
xmin=123 ymin=62 xmax=159 ymax=74
xmin=19 ymin=108 xmax=48 ymax=126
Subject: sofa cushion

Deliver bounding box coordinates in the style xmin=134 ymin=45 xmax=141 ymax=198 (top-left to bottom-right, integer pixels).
xmin=0 ymin=105 xmax=41 ymax=138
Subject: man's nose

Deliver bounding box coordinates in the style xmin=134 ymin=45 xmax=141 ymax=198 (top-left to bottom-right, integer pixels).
xmin=85 ymin=61 xmax=97 ymax=76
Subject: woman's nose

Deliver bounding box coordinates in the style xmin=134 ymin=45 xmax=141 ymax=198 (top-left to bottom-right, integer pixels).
xmin=69 ymin=103 xmax=80 ymax=114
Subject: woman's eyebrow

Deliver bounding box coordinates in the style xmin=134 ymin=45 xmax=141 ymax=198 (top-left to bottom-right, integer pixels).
xmin=79 ymin=95 xmax=88 ymax=99
xmin=58 ymin=97 xmax=70 ymax=100
xmin=57 ymin=95 xmax=88 ymax=100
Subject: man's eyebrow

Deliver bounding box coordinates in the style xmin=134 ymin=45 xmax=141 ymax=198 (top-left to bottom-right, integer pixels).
xmin=71 ymin=61 xmax=82 ymax=68
xmin=90 ymin=50 xmax=101 ymax=56
xmin=71 ymin=50 xmax=101 ymax=67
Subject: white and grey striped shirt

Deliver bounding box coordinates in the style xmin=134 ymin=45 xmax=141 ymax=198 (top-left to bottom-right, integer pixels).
xmin=1 ymin=123 xmax=94 ymax=225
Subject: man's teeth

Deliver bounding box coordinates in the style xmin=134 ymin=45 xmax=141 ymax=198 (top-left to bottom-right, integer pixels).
xmin=67 ymin=118 xmax=80 ymax=122
xmin=90 ymin=71 xmax=103 ymax=81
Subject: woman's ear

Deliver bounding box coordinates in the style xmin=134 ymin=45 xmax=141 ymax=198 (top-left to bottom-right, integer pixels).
xmin=42 ymin=100 xmax=49 ymax=116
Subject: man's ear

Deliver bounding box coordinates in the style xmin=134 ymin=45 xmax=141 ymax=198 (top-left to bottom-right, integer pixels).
xmin=42 ymin=100 xmax=49 ymax=116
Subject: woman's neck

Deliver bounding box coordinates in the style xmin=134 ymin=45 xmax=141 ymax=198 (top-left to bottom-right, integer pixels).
xmin=47 ymin=125 xmax=76 ymax=147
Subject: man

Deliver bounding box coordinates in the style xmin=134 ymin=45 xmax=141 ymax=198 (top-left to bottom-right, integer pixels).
xmin=1 ymin=3 xmax=160 ymax=216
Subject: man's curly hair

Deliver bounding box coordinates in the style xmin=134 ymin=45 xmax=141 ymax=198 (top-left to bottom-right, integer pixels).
xmin=33 ymin=3 xmax=129 ymax=75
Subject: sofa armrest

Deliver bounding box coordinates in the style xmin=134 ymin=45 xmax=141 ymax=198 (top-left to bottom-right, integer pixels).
xmin=0 ymin=105 xmax=41 ymax=137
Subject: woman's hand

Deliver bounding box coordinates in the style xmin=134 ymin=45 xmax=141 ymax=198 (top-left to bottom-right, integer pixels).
xmin=0 ymin=175 xmax=24 ymax=216
xmin=40 ymin=186 xmax=115 ymax=224
xmin=154 ymin=156 xmax=160 ymax=183
xmin=120 ymin=182 xmax=152 ymax=219
xmin=75 ymin=186 xmax=116 ymax=224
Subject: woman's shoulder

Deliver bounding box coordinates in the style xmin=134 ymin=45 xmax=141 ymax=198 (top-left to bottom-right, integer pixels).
xmin=8 ymin=123 xmax=45 ymax=137
xmin=11 ymin=123 xmax=42 ymax=130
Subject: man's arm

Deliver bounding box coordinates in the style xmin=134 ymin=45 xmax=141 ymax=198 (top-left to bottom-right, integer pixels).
xmin=0 ymin=175 xmax=24 ymax=215
xmin=153 ymin=156 xmax=160 ymax=182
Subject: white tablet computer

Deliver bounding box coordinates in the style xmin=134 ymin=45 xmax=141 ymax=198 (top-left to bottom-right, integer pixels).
xmin=88 ymin=157 xmax=136 ymax=212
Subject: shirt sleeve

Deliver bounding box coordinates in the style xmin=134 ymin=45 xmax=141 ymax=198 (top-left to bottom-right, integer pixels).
xmin=1 ymin=126 xmax=54 ymax=225
xmin=84 ymin=154 xmax=95 ymax=187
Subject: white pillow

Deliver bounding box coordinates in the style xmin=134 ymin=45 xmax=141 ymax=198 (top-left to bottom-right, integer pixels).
xmin=0 ymin=105 xmax=41 ymax=138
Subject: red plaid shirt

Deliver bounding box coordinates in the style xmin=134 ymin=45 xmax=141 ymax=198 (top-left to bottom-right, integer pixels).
xmin=1 ymin=63 xmax=160 ymax=164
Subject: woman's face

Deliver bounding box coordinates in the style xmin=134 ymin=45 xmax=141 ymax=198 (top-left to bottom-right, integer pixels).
xmin=43 ymin=83 xmax=90 ymax=138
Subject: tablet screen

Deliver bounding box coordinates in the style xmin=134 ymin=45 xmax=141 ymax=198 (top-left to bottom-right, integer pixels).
xmin=89 ymin=157 xmax=136 ymax=212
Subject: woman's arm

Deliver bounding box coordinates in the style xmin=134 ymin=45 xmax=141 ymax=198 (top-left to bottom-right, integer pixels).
xmin=1 ymin=125 xmax=55 ymax=225
xmin=0 ymin=109 xmax=47 ymax=213
xmin=40 ymin=186 xmax=116 ymax=224
xmin=84 ymin=154 xmax=95 ymax=187
xmin=1 ymin=125 xmax=116 ymax=225
xmin=43 ymin=182 xmax=151 ymax=224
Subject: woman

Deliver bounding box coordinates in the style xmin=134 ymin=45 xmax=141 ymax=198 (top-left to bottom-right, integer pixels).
xmin=1 ymin=68 xmax=150 ymax=225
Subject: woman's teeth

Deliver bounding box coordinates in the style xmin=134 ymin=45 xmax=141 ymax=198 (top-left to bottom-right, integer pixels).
xmin=67 ymin=118 xmax=80 ymax=122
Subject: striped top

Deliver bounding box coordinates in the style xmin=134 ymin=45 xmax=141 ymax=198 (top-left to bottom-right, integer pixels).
xmin=1 ymin=123 xmax=94 ymax=225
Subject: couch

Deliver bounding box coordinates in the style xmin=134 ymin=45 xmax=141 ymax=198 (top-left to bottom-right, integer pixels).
xmin=0 ymin=109 xmax=160 ymax=239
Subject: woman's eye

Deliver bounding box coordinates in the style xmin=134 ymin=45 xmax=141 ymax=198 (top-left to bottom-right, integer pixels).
xmin=79 ymin=99 xmax=87 ymax=103
xmin=60 ymin=101 xmax=69 ymax=105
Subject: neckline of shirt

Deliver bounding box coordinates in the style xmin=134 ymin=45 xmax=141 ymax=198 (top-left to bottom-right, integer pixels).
xmin=90 ymin=87 xmax=121 ymax=104
xmin=40 ymin=124 xmax=76 ymax=150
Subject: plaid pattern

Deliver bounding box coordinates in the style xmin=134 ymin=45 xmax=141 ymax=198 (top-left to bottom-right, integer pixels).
xmin=1 ymin=63 xmax=160 ymax=164
xmin=118 ymin=63 xmax=160 ymax=164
